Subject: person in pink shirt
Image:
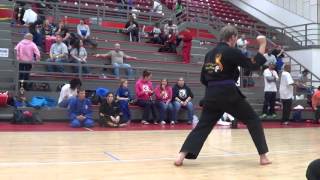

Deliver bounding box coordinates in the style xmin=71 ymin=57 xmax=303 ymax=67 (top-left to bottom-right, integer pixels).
xmin=135 ymin=70 xmax=157 ymax=125
xmin=15 ymin=33 xmax=40 ymax=81
xmin=154 ymin=78 xmax=174 ymax=125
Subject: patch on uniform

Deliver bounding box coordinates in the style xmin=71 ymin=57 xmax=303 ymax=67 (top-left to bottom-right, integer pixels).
xmin=204 ymin=53 xmax=224 ymax=73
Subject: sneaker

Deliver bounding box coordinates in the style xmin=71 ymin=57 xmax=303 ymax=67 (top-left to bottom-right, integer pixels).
xmin=281 ymin=121 xmax=289 ymax=125
xmin=160 ymin=121 xmax=166 ymax=125
xmin=170 ymin=121 xmax=175 ymax=125
xmin=141 ymin=120 xmax=149 ymax=125
xmin=259 ymin=114 xmax=267 ymax=119
xmin=270 ymin=114 xmax=277 ymax=119
xmin=153 ymin=121 xmax=158 ymax=125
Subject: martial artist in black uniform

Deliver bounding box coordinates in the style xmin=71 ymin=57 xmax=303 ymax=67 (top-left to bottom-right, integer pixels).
xmin=174 ymin=25 xmax=271 ymax=166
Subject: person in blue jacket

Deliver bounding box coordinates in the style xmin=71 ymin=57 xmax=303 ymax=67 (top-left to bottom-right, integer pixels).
xmin=68 ymin=89 xmax=94 ymax=128
xmin=115 ymin=79 xmax=132 ymax=123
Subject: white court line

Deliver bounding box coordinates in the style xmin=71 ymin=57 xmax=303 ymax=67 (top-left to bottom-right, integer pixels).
xmin=84 ymin=127 xmax=94 ymax=131
xmin=0 ymin=148 xmax=317 ymax=167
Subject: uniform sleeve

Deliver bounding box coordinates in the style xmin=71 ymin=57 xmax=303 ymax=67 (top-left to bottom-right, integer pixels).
xmin=286 ymin=73 xmax=294 ymax=85
xmin=200 ymin=53 xmax=210 ymax=86
xmin=68 ymin=98 xmax=77 ymax=119
xmin=84 ymin=100 xmax=93 ymax=119
xmin=187 ymin=86 xmax=194 ymax=99
xmin=231 ymin=49 xmax=266 ymax=70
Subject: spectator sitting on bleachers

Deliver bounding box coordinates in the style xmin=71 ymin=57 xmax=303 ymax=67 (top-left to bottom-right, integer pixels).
xmin=163 ymin=19 xmax=178 ymax=37
xmin=94 ymin=43 xmax=136 ymax=79
xmin=55 ymin=21 xmax=71 ymax=46
xmin=46 ymin=34 xmax=68 ymax=72
xmin=99 ymin=92 xmax=127 ymax=127
xmin=15 ymin=33 xmax=40 ymax=82
xmin=70 ymin=39 xmax=89 ymax=74
xmin=124 ymin=15 xmax=139 ymax=42
xmin=29 ymin=22 xmax=44 ymax=50
xmin=154 ymin=78 xmax=174 ymax=125
xmin=296 ymin=70 xmax=313 ymax=96
xmin=147 ymin=22 xmax=162 ymax=44
xmin=175 ymin=0 xmax=183 ymax=17
xmin=58 ymin=78 xmax=82 ymax=107
xmin=115 ymin=79 xmax=132 ymax=123
xmin=135 ymin=70 xmax=157 ymax=125
xmin=159 ymin=29 xmax=177 ymax=53
xmin=77 ymin=19 xmax=97 ymax=48
xmin=312 ymin=86 xmax=320 ymax=124
xmin=172 ymin=77 xmax=194 ymax=124
xmin=260 ymin=63 xmax=279 ymax=119
xmin=42 ymin=19 xmax=56 ymax=36
xmin=151 ymin=0 xmax=163 ymax=14
xmin=69 ymin=89 xmax=94 ymax=128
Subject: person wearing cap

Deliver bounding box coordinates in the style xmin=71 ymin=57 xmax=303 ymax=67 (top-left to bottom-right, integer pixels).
xmin=15 ymin=33 xmax=41 ymax=81
xmin=174 ymin=25 xmax=271 ymax=166
xmin=260 ymin=62 xmax=279 ymax=119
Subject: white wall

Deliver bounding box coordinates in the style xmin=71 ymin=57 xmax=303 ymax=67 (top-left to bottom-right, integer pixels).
xmin=287 ymin=49 xmax=320 ymax=79
xmin=230 ymin=0 xmax=314 ymax=27
xmin=266 ymin=0 xmax=319 ymax=23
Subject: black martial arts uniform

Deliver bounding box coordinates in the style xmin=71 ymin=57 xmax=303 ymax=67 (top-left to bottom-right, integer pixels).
xmin=180 ymin=42 xmax=269 ymax=159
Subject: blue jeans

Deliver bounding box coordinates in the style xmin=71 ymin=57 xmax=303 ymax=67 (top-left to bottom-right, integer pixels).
xmin=173 ymin=101 xmax=194 ymax=122
xmin=70 ymin=59 xmax=90 ymax=74
xmin=70 ymin=118 xmax=94 ymax=128
xmin=113 ymin=63 xmax=133 ymax=78
xmin=157 ymin=101 xmax=174 ymax=122
xmin=46 ymin=58 xmax=66 ymax=72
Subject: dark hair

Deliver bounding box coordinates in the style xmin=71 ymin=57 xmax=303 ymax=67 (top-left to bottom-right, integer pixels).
xmin=302 ymin=69 xmax=309 ymax=74
xmin=55 ymin=33 xmax=63 ymax=38
xmin=142 ymin=70 xmax=151 ymax=78
xmin=160 ymin=78 xmax=168 ymax=91
xmin=219 ymin=25 xmax=238 ymax=42
xmin=70 ymin=78 xmax=82 ymax=90
xmin=78 ymin=88 xmax=85 ymax=93
xmin=72 ymin=39 xmax=81 ymax=56
xmin=106 ymin=92 xmax=114 ymax=97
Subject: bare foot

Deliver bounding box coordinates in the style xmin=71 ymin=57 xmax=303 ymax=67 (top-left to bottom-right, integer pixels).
xmin=174 ymin=152 xmax=186 ymax=166
xmin=260 ymin=154 xmax=272 ymax=165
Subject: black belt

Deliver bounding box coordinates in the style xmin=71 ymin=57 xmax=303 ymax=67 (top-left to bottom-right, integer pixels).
xmin=207 ymin=80 xmax=235 ymax=87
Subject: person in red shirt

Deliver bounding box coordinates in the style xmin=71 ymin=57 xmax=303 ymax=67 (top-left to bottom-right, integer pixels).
xmin=180 ymin=29 xmax=193 ymax=64
xmin=312 ymin=86 xmax=320 ymax=123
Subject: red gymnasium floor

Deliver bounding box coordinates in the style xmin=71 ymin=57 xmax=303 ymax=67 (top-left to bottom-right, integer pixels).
xmin=0 ymin=121 xmax=319 ymax=132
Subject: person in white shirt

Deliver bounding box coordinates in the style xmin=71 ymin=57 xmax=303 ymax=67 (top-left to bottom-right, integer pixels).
xmin=151 ymin=0 xmax=163 ymax=14
xmin=279 ymin=64 xmax=295 ymax=125
xmin=58 ymin=78 xmax=82 ymax=107
xmin=260 ymin=63 xmax=279 ymax=119
xmin=236 ymin=34 xmax=248 ymax=57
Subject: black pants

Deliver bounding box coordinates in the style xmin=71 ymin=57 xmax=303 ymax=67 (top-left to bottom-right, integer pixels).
xmin=19 ymin=63 xmax=32 ymax=80
xmin=315 ymin=106 xmax=320 ymax=121
xmin=306 ymin=159 xmax=320 ymax=180
xmin=262 ymin=92 xmax=277 ymax=115
xmin=83 ymin=37 xmax=97 ymax=47
xmin=136 ymin=99 xmax=157 ymax=122
xmin=281 ymin=99 xmax=292 ymax=122
xmin=180 ymin=86 xmax=269 ymax=159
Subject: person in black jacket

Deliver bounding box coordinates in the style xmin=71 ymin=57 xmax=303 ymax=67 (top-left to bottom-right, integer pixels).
xmin=174 ymin=25 xmax=271 ymax=166
xmin=99 ymin=92 xmax=127 ymax=127
xmin=172 ymin=77 xmax=194 ymax=124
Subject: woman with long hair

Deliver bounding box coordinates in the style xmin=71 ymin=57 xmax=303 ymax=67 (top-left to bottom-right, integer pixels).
xmin=154 ymin=78 xmax=174 ymax=125
xmin=70 ymin=39 xmax=89 ymax=74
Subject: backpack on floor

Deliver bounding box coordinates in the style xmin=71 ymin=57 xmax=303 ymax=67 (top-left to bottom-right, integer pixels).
xmin=11 ymin=109 xmax=42 ymax=124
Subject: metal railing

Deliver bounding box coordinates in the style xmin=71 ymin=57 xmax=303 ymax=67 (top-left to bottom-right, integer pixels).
xmin=12 ymin=0 xmax=170 ymax=26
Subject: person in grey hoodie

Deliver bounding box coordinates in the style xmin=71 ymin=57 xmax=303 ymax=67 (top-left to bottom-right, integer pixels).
xmin=77 ymin=19 xmax=97 ymax=48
